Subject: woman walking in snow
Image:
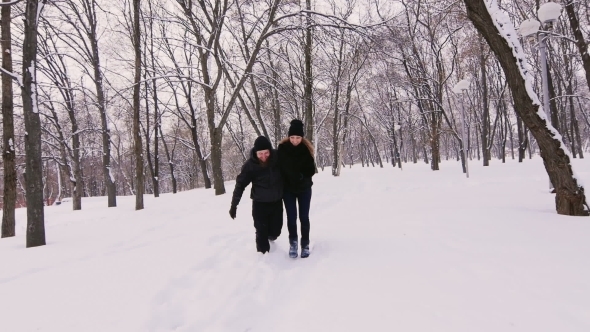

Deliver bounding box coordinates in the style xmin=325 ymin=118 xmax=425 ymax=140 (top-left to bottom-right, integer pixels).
xmin=230 ymin=136 xmax=283 ymax=254
xmin=278 ymin=119 xmax=316 ymax=258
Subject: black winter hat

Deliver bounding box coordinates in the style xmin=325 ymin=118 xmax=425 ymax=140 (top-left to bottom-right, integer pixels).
xmin=288 ymin=119 xmax=304 ymax=137
xmin=253 ymin=136 xmax=272 ymax=152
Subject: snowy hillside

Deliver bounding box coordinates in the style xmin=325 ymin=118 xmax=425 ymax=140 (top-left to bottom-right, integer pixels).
xmin=1 ymin=157 xmax=589 ymax=332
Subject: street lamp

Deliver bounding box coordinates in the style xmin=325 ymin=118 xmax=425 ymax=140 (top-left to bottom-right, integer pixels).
xmin=453 ymin=79 xmax=470 ymax=178
xmin=518 ymin=2 xmax=562 ymax=189
xmin=538 ymin=2 xmax=562 ymax=28
xmin=518 ymin=2 xmax=562 ymax=124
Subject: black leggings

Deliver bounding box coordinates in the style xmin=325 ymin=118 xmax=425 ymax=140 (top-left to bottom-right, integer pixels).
xmin=283 ymin=188 xmax=312 ymax=245
xmin=252 ymin=200 xmax=283 ymax=253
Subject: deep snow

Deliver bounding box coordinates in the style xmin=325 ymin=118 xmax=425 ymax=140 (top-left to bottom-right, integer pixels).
xmin=1 ymin=157 xmax=589 ymax=332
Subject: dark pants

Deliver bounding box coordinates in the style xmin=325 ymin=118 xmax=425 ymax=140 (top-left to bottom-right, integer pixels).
xmin=252 ymin=200 xmax=283 ymax=253
xmin=283 ymin=188 xmax=312 ymax=246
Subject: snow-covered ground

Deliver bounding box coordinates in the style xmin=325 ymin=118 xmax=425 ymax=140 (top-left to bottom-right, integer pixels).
xmin=1 ymin=156 xmax=589 ymax=332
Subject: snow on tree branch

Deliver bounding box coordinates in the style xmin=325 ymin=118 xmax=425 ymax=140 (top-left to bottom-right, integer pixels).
xmin=484 ymin=0 xmax=584 ymax=186
xmin=0 ymin=66 xmax=23 ymax=87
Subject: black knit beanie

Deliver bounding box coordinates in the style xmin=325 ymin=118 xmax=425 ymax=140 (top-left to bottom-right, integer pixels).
xmin=253 ymin=136 xmax=272 ymax=152
xmin=288 ymin=119 xmax=304 ymax=137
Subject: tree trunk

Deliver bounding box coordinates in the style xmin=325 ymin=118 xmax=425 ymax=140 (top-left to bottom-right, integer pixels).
xmin=22 ymin=0 xmax=46 ymax=247
xmin=388 ymin=129 xmax=395 ymax=167
xmin=152 ymin=78 xmax=160 ymax=197
xmin=181 ymin=84 xmax=211 ymax=188
xmin=397 ymin=107 xmax=405 ymax=167
xmin=572 ymin=105 xmax=584 ymax=159
xmin=86 ymin=0 xmax=116 ymax=207
xmin=210 ymin=127 xmax=225 ymax=195
xmin=267 ymin=44 xmax=282 ymax=146
xmin=517 ymin=114 xmax=526 ymax=162
xmin=190 ymin=130 xmax=211 ymax=189
xmin=464 ymin=0 xmax=589 ymax=216
xmin=303 ymin=0 xmax=314 ymax=143
xmin=430 ymin=111 xmax=440 ymax=170
xmin=391 ymin=127 xmax=401 ymax=169
xmin=480 ymin=36 xmax=491 ymax=165
xmin=332 ymin=104 xmax=340 ymax=176
xmin=143 ymin=45 xmax=155 ymax=195
xmin=1 ymin=0 xmax=15 ymax=237
xmin=69 ymin=108 xmax=82 ymax=210
xmin=159 ymin=125 xmax=177 ymax=193
xmin=331 ymin=35 xmax=345 ymax=177
xmin=133 ymin=0 xmax=144 ymax=210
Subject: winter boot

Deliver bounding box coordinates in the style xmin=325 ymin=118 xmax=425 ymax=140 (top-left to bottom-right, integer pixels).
xmin=301 ymin=242 xmax=310 ymax=258
xmin=289 ymin=239 xmax=298 ymax=258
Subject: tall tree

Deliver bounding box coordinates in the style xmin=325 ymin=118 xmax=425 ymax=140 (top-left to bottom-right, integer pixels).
xmin=464 ymin=0 xmax=588 ymax=216
xmin=37 ymin=29 xmax=84 ymax=210
xmin=159 ymin=30 xmax=212 ymax=189
xmin=147 ymin=0 xmax=159 ymax=197
xmin=133 ymin=0 xmax=144 ymax=209
xmin=22 ymin=0 xmax=47 ymax=246
xmin=175 ymin=0 xmax=291 ymax=195
xmin=1 ymin=0 xmax=16 ymax=237
xmin=479 ymin=36 xmax=491 ymax=165
xmin=303 ymin=0 xmax=314 ymax=143
xmin=55 ymin=0 xmax=117 ymax=207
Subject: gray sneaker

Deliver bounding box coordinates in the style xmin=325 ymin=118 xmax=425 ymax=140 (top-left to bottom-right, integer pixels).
xmin=289 ymin=240 xmax=298 ymax=258
xmin=301 ymin=243 xmax=310 ymax=258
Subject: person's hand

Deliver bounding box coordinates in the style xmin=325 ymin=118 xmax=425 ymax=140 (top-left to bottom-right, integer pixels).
xmin=229 ymin=205 xmax=237 ymax=219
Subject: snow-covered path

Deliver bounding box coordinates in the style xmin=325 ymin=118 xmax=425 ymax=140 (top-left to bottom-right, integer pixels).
xmin=1 ymin=158 xmax=589 ymax=331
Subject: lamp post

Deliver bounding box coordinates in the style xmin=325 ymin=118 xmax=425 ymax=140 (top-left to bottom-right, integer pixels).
xmin=519 ymin=2 xmax=562 ymax=189
xmin=453 ymin=79 xmax=470 ymax=178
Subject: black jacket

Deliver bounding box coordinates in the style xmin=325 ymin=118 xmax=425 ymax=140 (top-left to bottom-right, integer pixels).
xmin=278 ymin=140 xmax=316 ymax=194
xmin=231 ymin=148 xmax=283 ymax=207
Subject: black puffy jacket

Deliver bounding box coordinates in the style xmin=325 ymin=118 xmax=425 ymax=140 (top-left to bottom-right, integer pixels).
xmin=278 ymin=139 xmax=316 ymax=194
xmin=231 ymin=148 xmax=283 ymax=206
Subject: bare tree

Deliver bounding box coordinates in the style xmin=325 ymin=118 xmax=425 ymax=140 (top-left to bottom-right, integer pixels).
xmin=159 ymin=124 xmax=177 ymax=193
xmin=159 ymin=29 xmax=212 ymax=189
xmin=140 ymin=0 xmax=159 ymax=197
xmin=464 ymin=0 xmax=588 ymax=216
xmin=22 ymin=0 xmax=47 ymax=246
xmin=54 ymin=0 xmax=117 ymax=207
xmin=133 ymin=0 xmax=144 ymax=209
xmin=303 ymin=0 xmax=314 ymax=143
xmin=1 ymin=0 xmax=15 ymax=237
xmin=37 ymin=28 xmax=84 ymax=210
xmin=175 ymin=0 xmax=296 ymax=195
xmin=479 ymin=36 xmax=492 ymax=165
xmin=326 ymin=30 xmax=368 ymax=176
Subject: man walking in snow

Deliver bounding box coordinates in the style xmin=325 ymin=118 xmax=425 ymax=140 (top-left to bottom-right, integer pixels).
xmin=229 ymin=136 xmax=284 ymax=254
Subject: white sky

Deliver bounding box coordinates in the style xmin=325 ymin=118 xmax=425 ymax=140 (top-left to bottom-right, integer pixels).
xmin=1 ymin=156 xmax=589 ymax=331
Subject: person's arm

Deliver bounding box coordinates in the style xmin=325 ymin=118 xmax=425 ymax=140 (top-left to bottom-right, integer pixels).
xmin=231 ymin=162 xmax=253 ymax=208
xmin=300 ymin=152 xmax=316 ymax=177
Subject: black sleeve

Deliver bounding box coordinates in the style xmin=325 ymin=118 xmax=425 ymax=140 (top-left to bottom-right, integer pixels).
xmin=231 ymin=162 xmax=253 ymax=207
xmin=301 ymin=152 xmax=316 ymax=177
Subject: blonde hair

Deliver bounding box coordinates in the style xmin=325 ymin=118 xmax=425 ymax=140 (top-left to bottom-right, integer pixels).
xmin=280 ymin=137 xmax=315 ymax=158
